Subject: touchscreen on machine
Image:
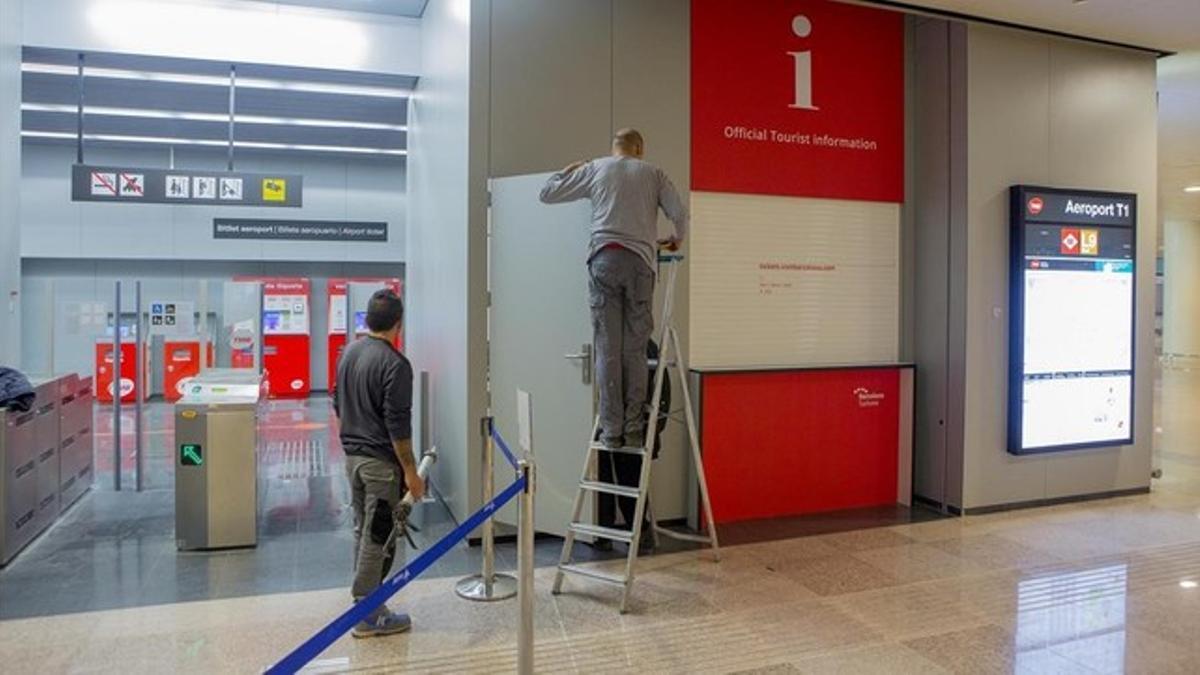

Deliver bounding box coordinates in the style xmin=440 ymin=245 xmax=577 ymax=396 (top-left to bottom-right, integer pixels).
xmin=1009 ymin=186 xmax=1136 ymax=454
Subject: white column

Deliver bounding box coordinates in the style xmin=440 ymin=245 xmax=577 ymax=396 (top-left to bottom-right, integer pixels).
xmin=1163 ymin=218 xmax=1200 ymax=358
xmin=0 ymin=0 xmax=21 ymax=365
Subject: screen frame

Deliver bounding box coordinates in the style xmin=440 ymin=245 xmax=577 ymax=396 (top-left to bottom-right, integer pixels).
xmin=1007 ymin=184 xmax=1138 ymax=455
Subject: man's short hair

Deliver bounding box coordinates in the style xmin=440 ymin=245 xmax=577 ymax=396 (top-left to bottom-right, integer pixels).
xmin=365 ymin=289 xmax=404 ymax=332
xmin=613 ymin=127 xmax=644 ymax=153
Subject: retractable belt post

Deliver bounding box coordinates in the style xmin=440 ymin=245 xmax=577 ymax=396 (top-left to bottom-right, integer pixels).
xmin=516 ymin=455 xmax=536 ymax=675
xmin=455 ymin=416 xmax=519 ymax=601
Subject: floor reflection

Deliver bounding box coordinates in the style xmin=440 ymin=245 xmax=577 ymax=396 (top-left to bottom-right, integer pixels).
xmin=1016 ymin=564 xmax=1128 ymax=670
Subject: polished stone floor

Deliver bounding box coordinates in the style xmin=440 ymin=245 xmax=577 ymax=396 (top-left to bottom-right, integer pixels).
xmin=1 ymin=360 xmax=1199 ymax=673
xmin=0 ymin=398 xmax=622 ymax=620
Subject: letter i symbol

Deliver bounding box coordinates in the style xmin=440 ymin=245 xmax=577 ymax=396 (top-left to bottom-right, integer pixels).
xmin=788 ymin=15 xmax=817 ymax=110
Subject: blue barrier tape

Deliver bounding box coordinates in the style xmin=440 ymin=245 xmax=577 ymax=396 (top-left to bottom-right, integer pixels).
xmin=491 ymin=428 xmax=520 ymax=470
xmin=266 ymin=474 xmax=527 ymax=675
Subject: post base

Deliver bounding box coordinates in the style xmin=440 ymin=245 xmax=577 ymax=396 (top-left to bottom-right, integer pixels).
xmin=455 ymin=573 xmax=518 ymax=602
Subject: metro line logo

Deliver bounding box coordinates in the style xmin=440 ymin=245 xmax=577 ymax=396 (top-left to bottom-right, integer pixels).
xmin=1027 ymin=197 xmax=1044 ymax=215
xmin=1060 ymin=228 xmax=1081 ymax=255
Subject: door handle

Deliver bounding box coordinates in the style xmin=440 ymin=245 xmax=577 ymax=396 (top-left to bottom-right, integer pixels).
xmin=563 ymin=343 xmax=592 ymax=385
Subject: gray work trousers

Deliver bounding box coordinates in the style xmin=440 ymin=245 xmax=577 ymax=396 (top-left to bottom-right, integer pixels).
xmin=346 ymin=453 xmax=405 ymax=617
xmin=588 ymin=246 xmax=655 ymax=444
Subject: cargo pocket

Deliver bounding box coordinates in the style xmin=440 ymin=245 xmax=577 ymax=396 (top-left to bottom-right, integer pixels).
xmin=627 ymin=267 xmax=655 ymax=339
xmin=369 ymin=498 xmax=394 ymax=545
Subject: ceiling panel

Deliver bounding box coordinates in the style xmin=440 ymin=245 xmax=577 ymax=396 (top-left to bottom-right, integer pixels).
xmin=870 ymin=0 xmax=1200 ymax=53
xmin=21 ymin=46 xmax=414 ymax=160
xmin=236 ymin=0 xmax=428 ymax=18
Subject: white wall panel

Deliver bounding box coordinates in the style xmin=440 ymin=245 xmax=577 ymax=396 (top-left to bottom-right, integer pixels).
xmin=405 ymin=0 xmax=480 ymax=520
xmin=689 ymin=191 xmax=900 ymax=369
xmin=0 ymin=0 xmax=22 ymax=365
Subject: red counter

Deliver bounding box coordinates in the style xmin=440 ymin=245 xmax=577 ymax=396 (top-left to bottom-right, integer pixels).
xmin=697 ymin=364 xmax=913 ymax=525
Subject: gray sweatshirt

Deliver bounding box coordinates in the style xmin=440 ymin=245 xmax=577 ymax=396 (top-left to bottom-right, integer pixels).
xmin=539 ymin=155 xmax=689 ymax=271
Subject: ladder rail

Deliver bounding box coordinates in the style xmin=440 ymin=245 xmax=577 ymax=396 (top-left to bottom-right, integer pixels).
xmin=554 ymin=255 xmax=719 ymax=613
xmin=670 ymin=325 xmax=720 ymax=559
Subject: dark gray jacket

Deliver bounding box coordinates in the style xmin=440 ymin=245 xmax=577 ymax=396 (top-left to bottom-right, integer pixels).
xmin=0 ymin=367 xmax=36 ymax=412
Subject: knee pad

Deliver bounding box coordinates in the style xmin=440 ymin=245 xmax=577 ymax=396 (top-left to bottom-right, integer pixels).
xmin=369 ymin=498 xmax=394 ymax=545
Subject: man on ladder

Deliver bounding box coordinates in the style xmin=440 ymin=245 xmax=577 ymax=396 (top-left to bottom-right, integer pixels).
xmin=541 ymin=129 xmax=716 ymax=614
xmin=539 ymin=127 xmax=688 ymax=454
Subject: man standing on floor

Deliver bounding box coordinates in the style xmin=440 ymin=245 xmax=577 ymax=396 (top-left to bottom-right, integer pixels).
xmin=334 ymin=289 xmax=425 ymax=638
xmin=539 ymin=128 xmax=689 ymax=451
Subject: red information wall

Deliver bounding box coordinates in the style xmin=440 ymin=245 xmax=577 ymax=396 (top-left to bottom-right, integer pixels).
xmin=691 ymin=0 xmax=904 ymax=202
xmin=699 ymin=366 xmax=911 ymax=524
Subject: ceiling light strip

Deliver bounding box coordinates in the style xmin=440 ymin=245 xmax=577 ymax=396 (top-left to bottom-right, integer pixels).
xmin=22 ymin=62 xmax=412 ymax=99
xmin=21 ymin=102 xmax=407 ymax=131
xmin=21 ymin=130 xmax=407 ymax=156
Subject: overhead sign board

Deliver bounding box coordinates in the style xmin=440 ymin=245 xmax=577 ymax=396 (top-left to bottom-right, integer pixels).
xmin=72 ymin=164 xmax=303 ymax=207
xmin=1008 ymin=185 xmax=1137 ymax=455
xmin=213 ymin=218 xmax=388 ymax=242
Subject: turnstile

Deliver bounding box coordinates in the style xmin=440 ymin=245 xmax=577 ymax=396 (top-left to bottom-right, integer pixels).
xmin=1 ymin=372 xmax=93 ymax=566
xmin=1 ymin=406 xmax=39 ymax=566
xmin=174 ymin=369 xmax=263 ymax=550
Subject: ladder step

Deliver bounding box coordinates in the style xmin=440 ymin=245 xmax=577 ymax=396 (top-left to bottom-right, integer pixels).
xmin=580 ymin=480 xmax=641 ymax=499
xmin=654 ymin=527 xmax=714 ymax=545
xmin=569 ymin=522 xmax=634 ymax=543
xmin=587 ymin=442 xmax=646 ymax=456
xmin=558 ymin=563 xmax=628 ymax=586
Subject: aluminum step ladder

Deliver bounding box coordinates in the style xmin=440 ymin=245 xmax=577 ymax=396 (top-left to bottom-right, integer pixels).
xmin=552 ymin=254 xmax=720 ymax=613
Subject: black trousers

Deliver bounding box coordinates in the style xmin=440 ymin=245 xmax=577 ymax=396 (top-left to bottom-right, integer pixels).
xmin=597 ymin=450 xmax=646 ymax=529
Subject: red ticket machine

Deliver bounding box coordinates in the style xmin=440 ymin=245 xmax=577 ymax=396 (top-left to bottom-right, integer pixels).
xmin=163 ymin=340 xmax=215 ymax=403
xmin=327 ymin=278 xmax=403 ymax=392
xmin=94 ymin=340 xmax=149 ymax=404
xmin=234 ymin=276 xmax=312 ymax=399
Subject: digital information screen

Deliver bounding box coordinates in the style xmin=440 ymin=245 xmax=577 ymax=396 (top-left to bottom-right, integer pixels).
xmin=1009 ymin=186 xmax=1136 ymax=455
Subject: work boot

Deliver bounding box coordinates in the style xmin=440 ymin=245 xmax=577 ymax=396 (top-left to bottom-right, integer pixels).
xmin=352 ymin=610 xmax=412 ymax=638
xmin=625 ymin=428 xmax=646 ymax=450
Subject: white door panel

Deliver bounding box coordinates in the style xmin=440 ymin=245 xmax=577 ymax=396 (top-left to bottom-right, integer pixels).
xmin=489 ymin=173 xmax=594 ymax=537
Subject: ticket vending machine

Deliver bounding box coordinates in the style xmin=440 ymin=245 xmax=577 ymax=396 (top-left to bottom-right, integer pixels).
xmin=94 ymin=337 xmax=150 ymax=404
xmin=327 ymin=278 xmax=403 ymax=392
xmin=233 ymin=277 xmax=312 ymax=399
xmin=163 ymin=340 xmax=215 ymax=403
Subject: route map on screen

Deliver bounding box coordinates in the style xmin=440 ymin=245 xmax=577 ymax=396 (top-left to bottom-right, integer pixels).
xmin=1009 ymin=187 xmax=1136 ymax=454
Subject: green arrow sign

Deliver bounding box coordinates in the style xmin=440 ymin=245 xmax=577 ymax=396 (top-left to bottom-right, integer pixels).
xmin=180 ymin=443 xmax=204 ymax=467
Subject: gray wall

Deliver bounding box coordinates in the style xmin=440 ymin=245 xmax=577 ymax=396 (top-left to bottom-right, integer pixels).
xmin=912 ymin=18 xmax=968 ymax=509
xmin=483 ymin=0 xmax=691 ymax=518
xmin=406 ymin=0 xmax=487 ymax=520
xmin=21 ymin=144 xmax=406 ymax=262
xmin=914 ymin=23 xmax=1158 ymax=511
xmin=0 ymin=0 xmax=20 ymax=366
xmin=20 ymin=259 xmax=404 ymax=390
